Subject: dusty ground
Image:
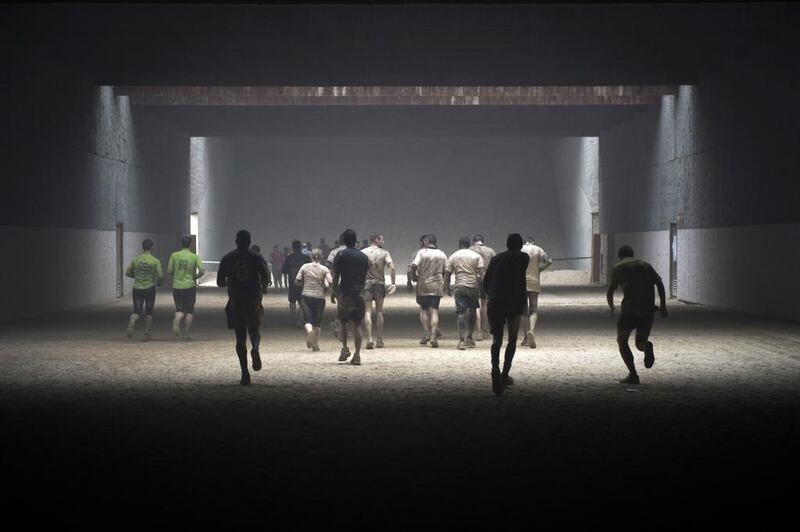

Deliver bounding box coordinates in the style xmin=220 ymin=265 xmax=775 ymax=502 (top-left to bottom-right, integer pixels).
xmin=1 ymin=284 xmax=799 ymax=524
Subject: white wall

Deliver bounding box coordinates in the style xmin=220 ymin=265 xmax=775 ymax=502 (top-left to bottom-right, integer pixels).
xmin=679 ymin=223 xmax=800 ymax=321
xmin=0 ymin=226 xmax=176 ymax=321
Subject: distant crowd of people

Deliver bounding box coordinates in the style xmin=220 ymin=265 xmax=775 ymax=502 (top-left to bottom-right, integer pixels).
xmin=124 ymin=228 xmax=667 ymax=395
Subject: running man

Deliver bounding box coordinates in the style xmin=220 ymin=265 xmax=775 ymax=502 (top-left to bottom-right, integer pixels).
xmin=469 ymin=234 xmax=496 ymax=340
xmin=521 ymin=236 xmax=553 ymax=348
xmin=331 ymin=229 xmax=369 ymax=365
xmin=295 ymin=249 xmax=333 ymax=352
xmin=217 ymin=230 xmax=270 ymax=385
xmin=607 ymin=245 xmax=668 ymax=385
xmin=282 ymin=240 xmax=311 ymax=327
xmin=445 ymin=237 xmax=485 ymax=350
xmin=270 ymin=245 xmax=284 ymax=289
xmin=326 ymin=234 xmax=347 ymax=338
xmin=410 ymin=234 xmax=447 ymax=348
xmin=125 ymin=238 xmax=164 ymax=341
xmin=167 ymin=235 xmax=206 ymax=341
xmin=318 ymin=238 xmax=332 ymax=261
xmin=483 ymin=233 xmax=529 ymax=396
xmin=360 ymin=232 xmax=397 ymax=349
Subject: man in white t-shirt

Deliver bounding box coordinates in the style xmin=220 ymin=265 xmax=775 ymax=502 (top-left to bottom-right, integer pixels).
xmin=445 ymin=236 xmax=485 ymax=350
xmin=521 ymin=236 xmax=553 ymax=348
xmin=360 ymin=232 xmax=396 ymax=349
xmin=295 ymin=249 xmax=333 ymax=351
xmin=469 ymin=234 xmax=496 ymax=340
xmin=409 ymin=234 xmax=447 ymax=348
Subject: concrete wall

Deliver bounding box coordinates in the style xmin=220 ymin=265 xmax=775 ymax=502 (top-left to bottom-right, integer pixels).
xmin=197 ymin=137 xmax=594 ymax=270
xmin=0 ymin=62 xmax=190 ymax=321
xmin=552 ymin=137 xmax=599 ymax=271
xmin=191 ymin=137 xmax=235 ymax=264
xmin=599 ymin=41 xmax=800 ymax=320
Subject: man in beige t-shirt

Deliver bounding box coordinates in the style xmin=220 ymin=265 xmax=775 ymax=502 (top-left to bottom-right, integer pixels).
xmin=360 ymin=232 xmax=396 ymax=349
xmin=410 ymin=234 xmax=447 ymax=347
xmin=521 ymin=236 xmax=553 ymax=348
xmin=469 ymin=234 xmax=496 ymax=340
xmin=445 ymin=236 xmax=485 ymax=350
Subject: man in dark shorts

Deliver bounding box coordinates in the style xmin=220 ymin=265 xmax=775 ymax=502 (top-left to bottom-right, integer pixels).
xmin=445 ymin=236 xmax=485 ymax=350
xmin=270 ymin=245 xmax=284 ymax=289
xmin=125 ymin=238 xmax=164 ymax=341
xmin=360 ymin=232 xmax=396 ymax=349
xmin=483 ymin=233 xmax=530 ymax=396
xmin=607 ymin=245 xmax=668 ymax=385
xmin=168 ymin=235 xmax=206 ymax=341
xmin=410 ymin=234 xmax=447 ymax=348
xmin=282 ymin=240 xmax=311 ymax=327
xmin=217 ymin=230 xmax=271 ymax=385
xmin=331 ymin=229 xmax=369 ymax=366
xmin=469 ymin=234 xmax=496 ymax=340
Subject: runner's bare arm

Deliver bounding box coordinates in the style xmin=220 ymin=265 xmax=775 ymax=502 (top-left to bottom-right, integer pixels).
xmin=655 ymin=273 xmax=668 ymax=317
xmin=540 ymin=252 xmax=553 ymax=271
xmin=606 ymin=275 xmax=618 ymax=314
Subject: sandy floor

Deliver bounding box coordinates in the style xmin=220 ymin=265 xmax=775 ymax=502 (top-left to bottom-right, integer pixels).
xmin=1 ymin=285 xmax=799 ymax=523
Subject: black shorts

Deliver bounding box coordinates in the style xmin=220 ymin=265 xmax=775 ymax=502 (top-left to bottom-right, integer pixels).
xmin=617 ymin=313 xmax=654 ymax=345
xmin=454 ymin=287 xmax=480 ymax=313
xmin=416 ymin=295 xmax=441 ymax=310
xmin=337 ymin=295 xmax=366 ymax=322
xmin=288 ymin=284 xmax=303 ymax=303
xmin=173 ymin=287 xmax=197 ymax=313
xmin=225 ymin=298 xmax=263 ymax=330
xmin=132 ymin=287 xmax=156 ymax=316
xmin=487 ymin=302 xmax=524 ymax=336
xmin=364 ymin=283 xmax=386 ymax=302
xmin=301 ymin=296 xmax=326 ymax=327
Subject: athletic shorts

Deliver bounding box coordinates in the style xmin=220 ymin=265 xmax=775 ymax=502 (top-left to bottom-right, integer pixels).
xmin=337 ymin=295 xmax=366 ymax=322
xmin=416 ymin=295 xmax=441 ymax=310
xmin=364 ymin=283 xmax=386 ymax=302
xmin=525 ymin=291 xmax=540 ymax=315
xmin=288 ymin=284 xmax=303 ymax=303
xmin=173 ymin=287 xmax=197 ymax=313
xmin=487 ymin=302 xmax=524 ymax=337
xmin=454 ymin=287 xmax=481 ymax=313
xmin=225 ymin=298 xmax=263 ymax=330
xmin=301 ymin=296 xmax=326 ymax=327
xmin=617 ymin=313 xmax=654 ymax=345
xmin=132 ymin=287 xmax=156 ymax=316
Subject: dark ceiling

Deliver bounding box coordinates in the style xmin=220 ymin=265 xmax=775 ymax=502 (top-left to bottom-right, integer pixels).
xmin=3 ymin=3 xmax=796 ymax=86
xmin=3 ymin=2 xmax=797 ymax=138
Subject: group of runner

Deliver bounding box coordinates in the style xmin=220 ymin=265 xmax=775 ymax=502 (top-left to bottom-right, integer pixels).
xmin=125 ymin=227 xmax=667 ymax=394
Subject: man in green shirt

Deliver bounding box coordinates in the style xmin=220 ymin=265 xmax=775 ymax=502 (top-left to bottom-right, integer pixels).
xmin=168 ymin=235 xmax=206 ymax=341
xmin=607 ymin=245 xmax=668 ymax=385
xmin=125 ymin=238 xmax=164 ymax=341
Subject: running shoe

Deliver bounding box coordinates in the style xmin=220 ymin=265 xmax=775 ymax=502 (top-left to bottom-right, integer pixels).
xmin=466 ymin=338 xmax=476 ymax=348
xmin=376 ymin=339 xmax=384 ymax=348
xmin=491 ymin=368 xmax=503 ymax=396
xmin=644 ymin=342 xmax=655 ymax=368
xmin=350 ymin=354 xmax=361 ymax=366
xmin=251 ymin=349 xmax=262 ymax=371
xmin=338 ymin=347 xmax=351 ymax=362
xmin=619 ymin=374 xmax=640 ymax=385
